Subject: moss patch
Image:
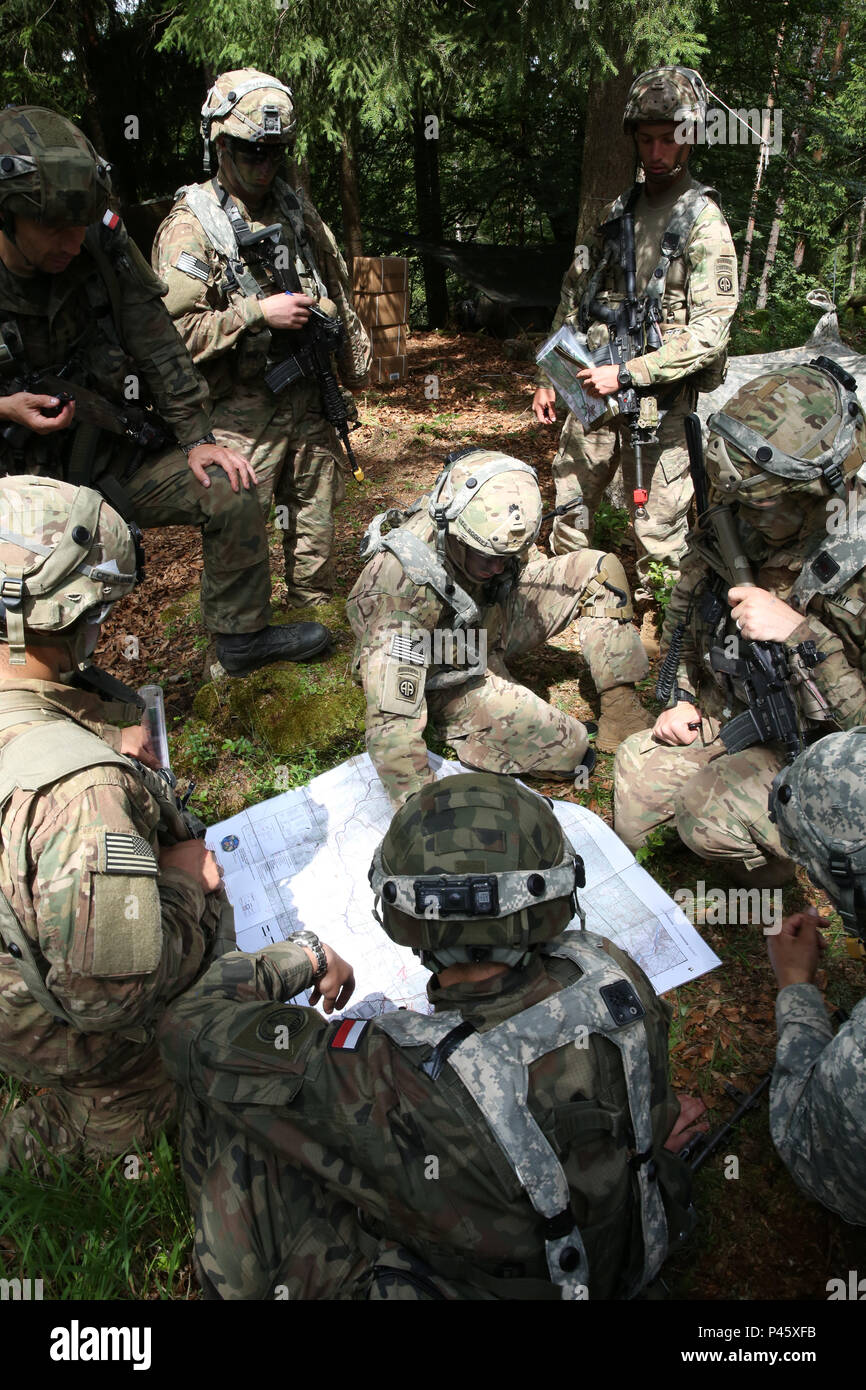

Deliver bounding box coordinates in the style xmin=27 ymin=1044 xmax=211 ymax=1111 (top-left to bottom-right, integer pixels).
xmin=192 ymin=597 xmax=365 ymax=759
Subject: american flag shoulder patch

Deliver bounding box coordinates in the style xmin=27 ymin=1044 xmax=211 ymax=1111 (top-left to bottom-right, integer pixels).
xmin=102 ymin=832 xmax=158 ymax=877
xmin=176 ymin=251 xmax=210 ymax=282
xmin=329 ymin=1019 xmax=369 ymax=1051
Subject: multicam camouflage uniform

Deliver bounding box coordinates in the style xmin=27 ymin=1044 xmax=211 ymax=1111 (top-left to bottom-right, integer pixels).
xmin=0 ymin=682 xmax=220 ymax=1175
xmin=0 ymin=477 xmax=230 ymax=1175
xmin=159 ymin=774 xmax=692 ymax=1300
xmin=0 ymin=106 xmax=277 ymax=638
xmin=541 ymin=70 xmax=737 ymax=581
xmin=766 ymin=732 xmax=866 ymax=1226
xmin=152 ymin=71 xmax=371 ymax=607
xmin=347 ymin=453 xmax=649 ymax=806
xmin=614 ymin=364 xmax=866 ymax=876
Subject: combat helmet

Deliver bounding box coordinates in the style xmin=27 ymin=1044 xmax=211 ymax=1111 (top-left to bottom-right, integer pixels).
xmin=369 ymin=772 xmax=584 ymax=971
xmin=201 ymin=69 xmax=295 ymax=169
xmin=0 ymin=106 xmax=111 ymax=230
xmin=706 ymin=358 xmax=866 ymax=505
xmin=770 ymin=729 xmax=866 ymax=945
xmin=622 ymin=67 xmax=708 ymax=133
xmin=0 ymin=477 xmax=141 ymax=666
xmin=428 ymin=447 xmax=543 ymax=565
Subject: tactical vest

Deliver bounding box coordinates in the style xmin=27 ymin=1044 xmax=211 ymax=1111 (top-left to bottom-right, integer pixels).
xmin=0 ymin=692 xmax=140 ymax=1035
xmin=580 ymin=180 xmax=727 ymax=394
xmin=176 ymin=178 xmax=328 ymax=304
xmin=789 ymin=494 xmax=866 ymax=611
xmin=359 ymin=508 xmax=490 ymax=690
xmin=376 ymin=933 xmax=689 ymax=1299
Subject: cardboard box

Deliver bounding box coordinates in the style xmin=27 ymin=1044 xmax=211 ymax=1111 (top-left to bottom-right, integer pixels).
xmin=353 ymin=256 xmax=408 ymax=294
xmin=355 ymin=290 xmax=409 ymax=327
xmin=370 ymin=354 xmax=407 ymax=384
xmin=369 ymin=322 xmax=410 ymax=356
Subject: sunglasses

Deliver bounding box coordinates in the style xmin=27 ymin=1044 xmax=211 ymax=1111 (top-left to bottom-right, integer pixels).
xmin=228 ymin=139 xmax=290 ymax=166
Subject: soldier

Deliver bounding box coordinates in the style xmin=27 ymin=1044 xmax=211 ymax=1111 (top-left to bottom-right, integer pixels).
xmin=766 ymin=730 xmax=866 ymax=1226
xmin=159 ymin=772 xmax=705 ymax=1300
xmin=614 ymin=361 xmax=866 ymax=888
xmin=346 ymin=445 xmax=652 ymax=800
xmin=0 ymin=475 xmax=233 ymax=1176
xmin=533 ymin=67 xmax=738 ymax=590
xmin=152 ymin=69 xmax=371 ymax=610
xmin=0 ymin=105 xmax=328 ymax=674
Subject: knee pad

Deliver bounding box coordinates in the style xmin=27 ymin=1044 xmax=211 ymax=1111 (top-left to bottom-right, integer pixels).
xmin=577 ymin=553 xmax=634 ymax=621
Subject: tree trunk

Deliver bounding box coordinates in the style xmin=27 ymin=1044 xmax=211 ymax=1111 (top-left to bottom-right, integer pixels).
xmin=294 ymin=155 xmax=312 ymax=201
xmin=338 ymin=124 xmax=364 ymax=274
xmin=413 ymin=95 xmax=449 ymax=328
xmin=756 ymin=16 xmax=832 ymax=310
xmin=741 ymin=8 xmax=788 ymax=294
xmin=574 ymin=48 xmax=635 ymax=249
xmin=849 ymin=199 xmax=866 ymax=294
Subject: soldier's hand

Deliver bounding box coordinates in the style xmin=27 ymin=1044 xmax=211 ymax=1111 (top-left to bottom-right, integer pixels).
xmin=120 ymin=723 xmax=160 ymax=769
xmin=186 ymin=443 xmax=257 ymax=492
xmin=728 ymin=586 xmax=803 ymax=643
xmin=0 ymin=391 xmax=76 ymax=434
xmin=306 ymin=943 xmax=356 ymax=1015
xmin=664 ymin=1094 xmax=709 ymax=1153
xmin=159 ymin=840 xmax=223 ymax=894
xmin=767 ymin=907 xmax=828 ymax=988
xmin=577 ymin=364 xmax=620 ymax=398
xmin=652 ymin=702 xmax=701 ymax=745
xmin=532 ymin=386 xmax=557 ymax=423
xmin=260 ymin=290 xmax=316 ymax=330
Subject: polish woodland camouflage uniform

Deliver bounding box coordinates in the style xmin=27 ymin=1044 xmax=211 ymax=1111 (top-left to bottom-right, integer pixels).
xmin=0 ymin=106 xmax=275 ymax=637
xmin=541 ymin=68 xmax=737 ymax=580
xmin=0 ymin=478 xmax=232 ymax=1176
xmin=153 ymin=71 xmax=371 ymax=607
xmin=767 ymin=731 xmax=866 ymax=1226
xmin=615 ymin=363 xmax=866 ymax=877
xmin=159 ymin=775 xmax=694 ymax=1299
xmin=346 ymin=450 xmax=649 ymax=806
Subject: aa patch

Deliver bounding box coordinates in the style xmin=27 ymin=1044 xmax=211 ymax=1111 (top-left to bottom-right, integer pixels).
xmin=330 ymin=1019 xmax=369 ymax=1051
xmin=714 ymin=255 xmax=736 ymax=296
xmin=380 ymin=657 xmax=426 ymax=715
xmin=101 ymin=832 xmax=158 ymax=877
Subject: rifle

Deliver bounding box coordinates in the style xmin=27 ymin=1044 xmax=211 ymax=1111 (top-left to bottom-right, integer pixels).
xmin=679 ymin=1073 xmax=771 ymax=1171
xmin=656 ymin=413 xmax=803 ymax=761
xmin=0 ymin=365 xmax=169 ymax=462
xmin=226 ymin=218 xmax=365 ymax=483
xmin=587 ymin=207 xmax=664 ymax=519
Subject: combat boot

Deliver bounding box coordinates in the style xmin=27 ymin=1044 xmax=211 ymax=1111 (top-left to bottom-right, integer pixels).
xmin=596 ymin=686 xmax=652 ymax=754
xmin=574 ymin=721 xmax=597 ymax=787
xmin=216 ymin=623 xmax=331 ymax=675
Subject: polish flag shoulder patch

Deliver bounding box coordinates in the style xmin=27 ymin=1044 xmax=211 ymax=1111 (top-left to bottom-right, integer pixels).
xmin=330 ymin=1019 xmax=369 ymax=1051
xmin=102 ymin=210 xmax=121 ymax=231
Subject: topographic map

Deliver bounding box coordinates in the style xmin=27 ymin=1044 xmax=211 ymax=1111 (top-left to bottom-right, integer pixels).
xmin=207 ymin=753 xmax=719 ymax=1014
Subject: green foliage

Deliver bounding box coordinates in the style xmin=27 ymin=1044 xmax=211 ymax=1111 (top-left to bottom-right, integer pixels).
xmin=644 ymin=559 xmax=677 ymax=613
xmin=592 ymin=499 xmax=630 ymax=550
xmin=634 ymin=823 xmax=676 ymax=868
xmin=0 ymin=1133 xmax=193 ymax=1299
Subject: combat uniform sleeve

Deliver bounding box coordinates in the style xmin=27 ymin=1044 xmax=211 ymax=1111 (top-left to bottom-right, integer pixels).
xmin=782 ymin=590 xmax=866 ymax=728
xmin=301 ymin=199 xmax=372 ymax=386
xmin=110 ymin=228 xmax=213 ymax=443
xmin=20 ymin=768 xmax=212 ymax=1032
xmin=152 ymin=206 xmax=268 ymax=367
xmin=627 ymin=206 xmax=738 ymax=389
xmin=770 ymin=987 xmax=866 ymax=1224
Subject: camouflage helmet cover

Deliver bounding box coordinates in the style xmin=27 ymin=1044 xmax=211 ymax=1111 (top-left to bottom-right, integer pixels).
xmin=770 ymin=728 xmax=866 ymax=941
xmin=623 ymin=67 xmax=708 ymax=132
xmin=0 ymin=477 xmax=138 ymax=663
xmin=370 ymin=772 xmax=582 ymax=966
xmin=0 ymin=106 xmax=111 ymax=226
xmin=201 ymin=69 xmax=296 ymax=146
xmin=429 ymin=448 xmax=543 ymax=557
xmin=706 ymin=360 xmax=866 ymax=505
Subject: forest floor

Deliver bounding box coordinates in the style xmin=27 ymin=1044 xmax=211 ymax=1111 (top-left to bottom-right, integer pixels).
xmin=2 ymin=329 xmax=865 ymax=1300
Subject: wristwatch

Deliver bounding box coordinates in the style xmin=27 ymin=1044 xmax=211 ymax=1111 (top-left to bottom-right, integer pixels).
xmin=617 ymin=366 xmax=633 ymax=389
xmin=180 ymin=431 xmax=216 ymax=456
xmin=293 ymin=930 xmax=328 ymax=980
